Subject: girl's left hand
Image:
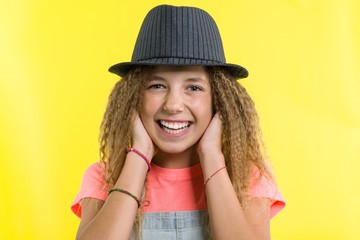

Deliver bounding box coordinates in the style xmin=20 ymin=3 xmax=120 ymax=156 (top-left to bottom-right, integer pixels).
xmin=132 ymin=111 xmax=157 ymax=160
xmin=196 ymin=112 xmax=223 ymax=160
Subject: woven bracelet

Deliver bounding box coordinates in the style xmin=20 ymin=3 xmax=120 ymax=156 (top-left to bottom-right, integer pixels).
xmin=108 ymin=188 xmax=141 ymax=208
xmin=127 ymin=147 xmax=151 ymax=172
xmin=204 ymin=166 xmax=227 ymax=186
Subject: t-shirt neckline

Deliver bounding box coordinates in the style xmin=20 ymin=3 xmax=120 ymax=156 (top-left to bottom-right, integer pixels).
xmin=150 ymin=162 xmax=203 ymax=180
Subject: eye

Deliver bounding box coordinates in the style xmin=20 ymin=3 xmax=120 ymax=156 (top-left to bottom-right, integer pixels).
xmin=188 ymin=85 xmax=203 ymax=91
xmin=147 ymin=84 xmax=165 ymax=89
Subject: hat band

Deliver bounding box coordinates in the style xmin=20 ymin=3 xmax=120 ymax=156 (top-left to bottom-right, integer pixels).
xmin=135 ymin=57 xmax=225 ymax=65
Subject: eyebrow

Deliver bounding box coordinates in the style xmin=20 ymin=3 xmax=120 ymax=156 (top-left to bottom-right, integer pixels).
xmin=185 ymin=78 xmax=206 ymax=83
xmin=148 ymin=75 xmax=207 ymax=83
xmin=148 ymin=75 xmax=166 ymax=81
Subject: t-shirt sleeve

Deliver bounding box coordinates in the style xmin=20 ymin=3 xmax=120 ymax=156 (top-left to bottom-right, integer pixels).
xmin=248 ymin=166 xmax=286 ymax=219
xmin=71 ymin=162 xmax=108 ymax=218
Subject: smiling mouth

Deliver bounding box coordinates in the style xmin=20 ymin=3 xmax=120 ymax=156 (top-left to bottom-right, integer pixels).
xmin=158 ymin=120 xmax=191 ymax=135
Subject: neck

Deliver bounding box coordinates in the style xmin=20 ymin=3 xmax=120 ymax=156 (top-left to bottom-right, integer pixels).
xmin=152 ymin=147 xmax=199 ymax=169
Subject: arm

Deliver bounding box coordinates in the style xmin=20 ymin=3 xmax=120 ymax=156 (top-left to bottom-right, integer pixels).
xmin=198 ymin=113 xmax=270 ymax=240
xmin=201 ymin=153 xmax=270 ymax=240
xmin=76 ymin=114 xmax=155 ymax=240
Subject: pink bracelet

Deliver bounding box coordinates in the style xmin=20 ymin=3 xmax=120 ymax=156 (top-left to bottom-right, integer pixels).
xmin=127 ymin=147 xmax=151 ymax=172
xmin=204 ymin=166 xmax=227 ymax=186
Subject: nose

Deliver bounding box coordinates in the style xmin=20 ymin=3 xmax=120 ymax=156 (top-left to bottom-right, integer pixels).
xmin=162 ymin=90 xmax=184 ymax=114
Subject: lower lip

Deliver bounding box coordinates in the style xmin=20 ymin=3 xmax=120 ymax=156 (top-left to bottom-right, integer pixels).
xmin=156 ymin=123 xmax=192 ymax=138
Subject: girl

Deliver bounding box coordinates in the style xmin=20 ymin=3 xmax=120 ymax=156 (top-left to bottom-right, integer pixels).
xmin=71 ymin=5 xmax=285 ymax=240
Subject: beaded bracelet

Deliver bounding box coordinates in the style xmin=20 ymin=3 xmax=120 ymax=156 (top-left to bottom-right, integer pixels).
xmin=108 ymin=188 xmax=141 ymax=208
xmin=204 ymin=166 xmax=227 ymax=186
xmin=127 ymin=147 xmax=151 ymax=172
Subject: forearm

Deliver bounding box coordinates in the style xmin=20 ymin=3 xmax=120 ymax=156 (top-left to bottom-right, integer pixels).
xmin=206 ymin=173 xmax=260 ymax=239
xmin=201 ymin=153 xmax=269 ymax=240
xmin=78 ymin=154 xmax=148 ymax=240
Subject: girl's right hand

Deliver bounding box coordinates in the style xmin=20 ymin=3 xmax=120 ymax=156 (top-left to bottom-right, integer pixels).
xmin=131 ymin=111 xmax=157 ymax=161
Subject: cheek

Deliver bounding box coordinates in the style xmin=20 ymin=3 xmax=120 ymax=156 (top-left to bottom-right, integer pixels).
xmin=193 ymin=96 xmax=213 ymax=116
xmin=191 ymin=101 xmax=213 ymax=127
xmin=140 ymin=95 xmax=155 ymax=116
xmin=139 ymin=105 xmax=153 ymax=126
xmin=139 ymin=96 xmax=159 ymax=131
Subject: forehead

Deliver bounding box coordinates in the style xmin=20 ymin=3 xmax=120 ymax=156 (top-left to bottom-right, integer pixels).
xmin=150 ymin=66 xmax=209 ymax=80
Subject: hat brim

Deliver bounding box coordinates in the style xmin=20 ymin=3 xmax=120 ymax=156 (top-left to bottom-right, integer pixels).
xmin=108 ymin=58 xmax=248 ymax=79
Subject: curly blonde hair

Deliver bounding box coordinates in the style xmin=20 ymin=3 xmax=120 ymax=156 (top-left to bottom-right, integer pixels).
xmin=206 ymin=67 xmax=271 ymax=204
xmin=99 ymin=66 xmax=271 ymax=236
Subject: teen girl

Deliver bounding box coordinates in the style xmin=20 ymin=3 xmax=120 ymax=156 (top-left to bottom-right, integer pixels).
xmin=71 ymin=5 xmax=285 ymax=240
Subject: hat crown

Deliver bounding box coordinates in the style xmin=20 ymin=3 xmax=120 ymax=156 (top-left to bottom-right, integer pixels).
xmin=132 ymin=5 xmax=226 ymax=64
xmin=109 ymin=5 xmax=248 ymax=79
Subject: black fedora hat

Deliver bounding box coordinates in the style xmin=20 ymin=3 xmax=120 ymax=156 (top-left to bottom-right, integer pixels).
xmin=109 ymin=5 xmax=248 ymax=79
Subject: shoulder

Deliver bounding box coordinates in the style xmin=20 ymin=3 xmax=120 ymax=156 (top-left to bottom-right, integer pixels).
xmin=83 ymin=162 xmax=106 ymax=182
xmin=71 ymin=162 xmax=108 ymax=218
xmin=248 ymin=164 xmax=286 ymax=218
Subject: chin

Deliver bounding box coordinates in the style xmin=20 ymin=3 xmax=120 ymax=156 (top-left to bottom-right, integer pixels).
xmin=158 ymin=147 xmax=187 ymax=154
xmin=156 ymin=143 xmax=195 ymax=155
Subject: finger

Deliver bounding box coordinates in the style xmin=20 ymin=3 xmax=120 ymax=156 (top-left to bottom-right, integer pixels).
xmin=130 ymin=108 xmax=139 ymax=121
xmin=211 ymin=112 xmax=223 ymax=129
xmin=212 ymin=112 xmax=221 ymax=121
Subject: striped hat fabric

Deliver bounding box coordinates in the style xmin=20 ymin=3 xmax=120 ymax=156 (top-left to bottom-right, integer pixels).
xmin=109 ymin=5 xmax=248 ymax=79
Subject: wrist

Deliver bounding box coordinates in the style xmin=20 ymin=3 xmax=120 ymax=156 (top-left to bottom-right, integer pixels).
xmin=199 ymin=151 xmax=226 ymax=176
xmin=131 ymin=144 xmax=154 ymax=161
xmin=198 ymin=150 xmax=224 ymax=164
xmin=127 ymin=147 xmax=152 ymax=172
xmin=197 ymin=145 xmax=222 ymax=160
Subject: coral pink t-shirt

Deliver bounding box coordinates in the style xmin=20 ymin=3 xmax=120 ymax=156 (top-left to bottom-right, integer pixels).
xmin=71 ymin=162 xmax=285 ymax=218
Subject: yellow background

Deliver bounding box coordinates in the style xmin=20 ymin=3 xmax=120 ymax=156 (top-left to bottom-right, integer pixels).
xmin=1 ymin=0 xmax=359 ymax=239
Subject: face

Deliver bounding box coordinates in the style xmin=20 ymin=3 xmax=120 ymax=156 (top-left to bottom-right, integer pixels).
xmin=140 ymin=65 xmax=213 ymax=155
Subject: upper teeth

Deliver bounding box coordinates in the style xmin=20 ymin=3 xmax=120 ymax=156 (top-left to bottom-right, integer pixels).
xmin=160 ymin=121 xmax=189 ymax=130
